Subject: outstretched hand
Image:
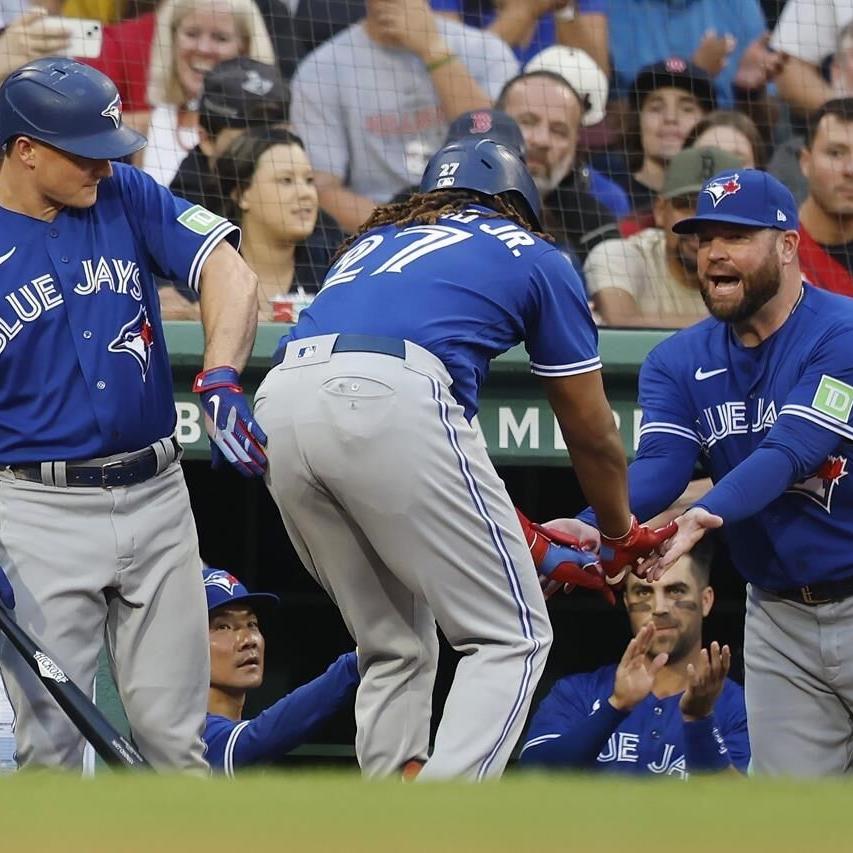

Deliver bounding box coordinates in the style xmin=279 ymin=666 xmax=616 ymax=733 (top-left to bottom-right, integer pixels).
xmin=680 ymin=641 xmax=731 ymax=720
xmin=643 ymin=507 xmax=723 ymax=581
xmin=609 ymin=623 xmax=668 ymax=713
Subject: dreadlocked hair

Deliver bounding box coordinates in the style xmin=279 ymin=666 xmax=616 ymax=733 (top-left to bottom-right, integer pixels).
xmin=330 ymin=190 xmax=551 ymax=264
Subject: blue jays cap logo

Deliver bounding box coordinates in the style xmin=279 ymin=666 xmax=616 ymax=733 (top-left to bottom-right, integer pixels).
xmin=703 ymin=173 xmax=741 ymax=208
xmin=101 ymin=93 xmax=122 ymax=129
xmin=204 ymin=570 xmax=242 ymax=596
xmin=108 ymin=305 xmax=154 ymax=379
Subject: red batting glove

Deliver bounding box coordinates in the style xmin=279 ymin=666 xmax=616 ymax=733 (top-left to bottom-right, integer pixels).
xmin=517 ymin=510 xmax=615 ymax=605
xmin=599 ymin=516 xmax=678 ymax=586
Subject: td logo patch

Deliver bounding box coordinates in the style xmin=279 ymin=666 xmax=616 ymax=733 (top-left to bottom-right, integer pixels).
xmin=812 ymin=375 xmax=853 ymax=422
xmin=178 ymin=205 xmax=226 ymax=236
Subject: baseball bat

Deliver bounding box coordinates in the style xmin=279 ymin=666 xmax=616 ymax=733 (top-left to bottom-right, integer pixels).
xmin=0 ymin=602 xmax=151 ymax=770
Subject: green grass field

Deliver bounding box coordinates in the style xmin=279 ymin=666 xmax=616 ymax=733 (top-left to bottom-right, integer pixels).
xmin=1 ymin=771 xmax=850 ymax=852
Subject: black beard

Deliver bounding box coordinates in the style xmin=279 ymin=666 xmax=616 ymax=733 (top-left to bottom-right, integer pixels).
xmin=700 ymin=247 xmax=781 ymax=322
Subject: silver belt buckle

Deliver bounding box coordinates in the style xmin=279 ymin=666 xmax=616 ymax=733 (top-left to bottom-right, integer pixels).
xmin=800 ymin=585 xmax=830 ymax=605
xmin=100 ymin=458 xmax=127 ymax=488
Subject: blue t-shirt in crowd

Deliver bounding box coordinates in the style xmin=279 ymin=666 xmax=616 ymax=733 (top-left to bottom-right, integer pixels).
xmin=604 ymin=0 xmax=767 ymax=108
xmin=430 ymin=0 xmax=607 ymax=65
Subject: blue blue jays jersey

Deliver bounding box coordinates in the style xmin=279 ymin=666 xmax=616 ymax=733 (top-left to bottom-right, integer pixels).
xmin=281 ymin=206 xmax=600 ymax=420
xmin=204 ymin=652 xmax=359 ymax=776
xmin=519 ymin=664 xmax=750 ymax=777
xmin=0 ymin=163 xmax=238 ymax=463
xmin=638 ymin=285 xmax=853 ymax=590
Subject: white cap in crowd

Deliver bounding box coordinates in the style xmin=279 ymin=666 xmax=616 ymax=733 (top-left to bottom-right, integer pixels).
xmin=524 ymin=46 xmax=609 ymax=127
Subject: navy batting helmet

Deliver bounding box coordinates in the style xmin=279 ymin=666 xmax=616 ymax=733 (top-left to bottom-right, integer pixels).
xmin=419 ymin=137 xmax=541 ymax=228
xmin=0 ymin=57 xmax=146 ymax=159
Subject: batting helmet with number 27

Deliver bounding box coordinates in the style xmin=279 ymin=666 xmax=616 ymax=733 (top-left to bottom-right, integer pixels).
xmin=420 ymin=137 xmax=542 ymax=229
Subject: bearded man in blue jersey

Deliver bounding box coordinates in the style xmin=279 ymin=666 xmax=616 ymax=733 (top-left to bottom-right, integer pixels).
xmin=562 ymin=168 xmax=853 ymax=777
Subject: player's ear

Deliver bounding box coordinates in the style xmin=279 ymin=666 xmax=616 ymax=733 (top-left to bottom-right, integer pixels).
xmin=11 ymin=136 xmax=36 ymax=168
xmin=701 ymin=585 xmax=714 ymax=617
xmin=779 ymin=228 xmax=799 ymax=264
xmin=232 ymin=188 xmax=249 ymax=212
xmin=799 ymin=143 xmax=812 ymax=180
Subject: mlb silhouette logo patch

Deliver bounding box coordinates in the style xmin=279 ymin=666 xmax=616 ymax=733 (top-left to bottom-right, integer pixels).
xmin=703 ymin=174 xmax=741 ymax=207
xmin=297 ymin=345 xmax=317 ymax=359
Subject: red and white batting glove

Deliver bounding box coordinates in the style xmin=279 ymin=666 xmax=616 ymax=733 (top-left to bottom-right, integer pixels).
xmin=599 ymin=516 xmax=678 ymax=586
xmin=517 ymin=510 xmax=615 ymax=605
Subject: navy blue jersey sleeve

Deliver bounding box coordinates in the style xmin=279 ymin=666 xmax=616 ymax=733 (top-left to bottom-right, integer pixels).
xmin=112 ymin=163 xmax=240 ymax=293
xmin=203 ymin=652 xmax=359 ymax=776
xmin=524 ymin=248 xmax=602 ymax=379
xmin=518 ymin=672 xmax=627 ymax=769
xmin=698 ymin=327 xmax=853 ymax=522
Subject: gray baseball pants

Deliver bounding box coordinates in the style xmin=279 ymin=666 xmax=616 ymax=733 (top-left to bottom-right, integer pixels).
xmin=744 ymin=583 xmax=853 ymax=776
xmin=255 ymin=335 xmax=552 ymax=780
xmin=0 ymin=449 xmax=209 ymax=772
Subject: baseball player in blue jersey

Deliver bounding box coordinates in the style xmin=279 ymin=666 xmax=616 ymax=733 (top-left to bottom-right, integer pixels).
xmin=254 ymin=136 xmax=674 ymax=781
xmin=520 ymin=541 xmax=750 ymax=777
xmin=201 ymin=568 xmax=359 ymax=776
xmin=562 ymin=168 xmax=853 ymax=776
xmin=0 ymin=58 xmax=265 ymax=771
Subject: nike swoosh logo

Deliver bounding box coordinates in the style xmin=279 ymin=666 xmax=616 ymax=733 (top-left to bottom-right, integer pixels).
xmin=210 ymin=393 xmax=220 ymax=426
xmin=0 ymin=247 xmax=16 ymax=265
xmin=694 ymin=367 xmax=728 ymax=381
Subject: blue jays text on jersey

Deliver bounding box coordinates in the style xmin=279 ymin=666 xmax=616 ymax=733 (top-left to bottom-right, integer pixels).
xmin=633 ymin=284 xmax=853 ymax=591
xmin=278 ymin=206 xmax=601 ymax=421
xmin=0 ymin=163 xmax=238 ymax=463
xmin=203 ymin=652 xmax=359 ymax=776
xmin=519 ymin=664 xmax=750 ymax=777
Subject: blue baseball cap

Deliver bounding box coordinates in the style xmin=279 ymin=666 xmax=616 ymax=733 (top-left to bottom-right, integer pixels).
xmin=672 ymin=168 xmax=798 ymax=234
xmin=202 ymin=567 xmax=279 ymax=614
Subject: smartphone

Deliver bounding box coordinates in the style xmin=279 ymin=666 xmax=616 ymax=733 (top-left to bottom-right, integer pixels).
xmin=43 ymin=17 xmax=104 ymax=59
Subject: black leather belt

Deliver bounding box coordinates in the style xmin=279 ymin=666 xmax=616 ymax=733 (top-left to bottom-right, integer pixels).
xmin=772 ymin=577 xmax=853 ymax=606
xmin=274 ymin=334 xmax=407 ymax=366
xmin=9 ymin=436 xmax=181 ymax=489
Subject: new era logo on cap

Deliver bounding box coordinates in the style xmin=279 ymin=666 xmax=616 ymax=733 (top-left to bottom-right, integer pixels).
xmin=703 ymin=174 xmax=741 ymax=207
xmin=777 ymin=209 xmax=787 ymax=222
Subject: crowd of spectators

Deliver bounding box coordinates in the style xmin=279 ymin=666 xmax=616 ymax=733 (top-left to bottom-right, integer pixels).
xmin=2 ymin=0 xmax=847 ymax=328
